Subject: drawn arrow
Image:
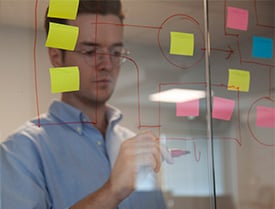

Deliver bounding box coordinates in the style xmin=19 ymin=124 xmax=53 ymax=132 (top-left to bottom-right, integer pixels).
xmin=201 ymin=45 xmax=234 ymax=60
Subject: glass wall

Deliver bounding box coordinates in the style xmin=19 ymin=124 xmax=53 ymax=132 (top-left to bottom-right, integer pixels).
xmin=112 ymin=1 xmax=275 ymax=208
xmin=1 ymin=0 xmax=274 ymax=209
xmin=208 ymin=1 xmax=275 ymax=209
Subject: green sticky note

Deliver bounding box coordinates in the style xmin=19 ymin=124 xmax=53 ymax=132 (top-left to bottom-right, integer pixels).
xmin=227 ymin=69 xmax=250 ymax=92
xmin=45 ymin=22 xmax=79 ymax=51
xmin=50 ymin=67 xmax=80 ymax=93
xmin=48 ymin=0 xmax=80 ymax=20
xmin=170 ymin=32 xmax=194 ymax=56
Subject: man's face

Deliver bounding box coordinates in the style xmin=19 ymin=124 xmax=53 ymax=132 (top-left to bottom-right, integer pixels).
xmin=62 ymin=14 xmax=124 ymax=105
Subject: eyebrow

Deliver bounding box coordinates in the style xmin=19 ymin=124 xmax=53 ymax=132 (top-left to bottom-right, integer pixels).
xmin=79 ymin=41 xmax=124 ymax=48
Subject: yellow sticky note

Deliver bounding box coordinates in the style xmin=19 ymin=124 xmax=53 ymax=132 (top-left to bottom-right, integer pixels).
xmin=227 ymin=69 xmax=250 ymax=92
xmin=50 ymin=67 xmax=80 ymax=93
xmin=45 ymin=22 xmax=79 ymax=51
xmin=170 ymin=32 xmax=194 ymax=56
xmin=48 ymin=0 xmax=80 ymax=20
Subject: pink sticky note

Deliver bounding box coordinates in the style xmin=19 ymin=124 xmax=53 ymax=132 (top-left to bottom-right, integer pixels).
xmin=212 ymin=97 xmax=235 ymax=121
xmin=227 ymin=6 xmax=249 ymax=31
xmin=256 ymin=106 xmax=275 ymax=128
xmin=176 ymin=99 xmax=199 ymax=117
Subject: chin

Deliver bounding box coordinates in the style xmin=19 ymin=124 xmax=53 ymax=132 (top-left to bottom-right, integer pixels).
xmin=72 ymin=91 xmax=108 ymax=106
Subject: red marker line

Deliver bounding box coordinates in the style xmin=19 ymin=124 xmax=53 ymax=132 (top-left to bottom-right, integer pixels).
xmin=169 ymin=149 xmax=191 ymax=158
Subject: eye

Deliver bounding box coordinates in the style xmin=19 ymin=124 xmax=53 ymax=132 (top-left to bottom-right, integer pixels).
xmin=111 ymin=48 xmax=123 ymax=57
xmin=82 ymin=49 xmax=96 ymax=56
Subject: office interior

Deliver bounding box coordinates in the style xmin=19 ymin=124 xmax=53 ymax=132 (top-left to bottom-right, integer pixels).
xmin=0 ymin=0 xmax=274 ymax=209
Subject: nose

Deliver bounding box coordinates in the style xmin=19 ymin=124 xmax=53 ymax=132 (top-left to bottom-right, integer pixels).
xmin=96 ymin=50 xmax=113 ymax=70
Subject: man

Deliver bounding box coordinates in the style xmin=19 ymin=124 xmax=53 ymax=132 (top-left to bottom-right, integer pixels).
xmin=1 ymin=1 xmax=173 ymax=209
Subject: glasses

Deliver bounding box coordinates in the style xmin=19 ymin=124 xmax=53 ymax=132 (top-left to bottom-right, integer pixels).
xmin=73 ymin=46 xmax=129 ymax=66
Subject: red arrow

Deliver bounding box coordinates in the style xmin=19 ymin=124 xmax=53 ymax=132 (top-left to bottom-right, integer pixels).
xmin=201 ymin=45 xmax=234 ymax=60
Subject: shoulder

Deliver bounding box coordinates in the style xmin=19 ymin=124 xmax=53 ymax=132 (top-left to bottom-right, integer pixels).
xmin=0 ymin=119 xmax=47 ymax=176
xmin=1 ymin=113 xmax=54 ymax=153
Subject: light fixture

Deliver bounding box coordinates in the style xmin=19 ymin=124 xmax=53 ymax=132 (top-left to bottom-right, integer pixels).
xmin=149 ymin=88 xmax=206 ymax=103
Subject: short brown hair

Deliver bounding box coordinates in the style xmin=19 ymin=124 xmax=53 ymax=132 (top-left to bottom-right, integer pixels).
xmin=44 ymin=0 xmax=124 ymax=35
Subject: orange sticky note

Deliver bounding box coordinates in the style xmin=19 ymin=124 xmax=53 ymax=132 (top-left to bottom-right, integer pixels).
xmin=48 ymin=0 xmax=80 ymax=20
xmin=212 ymin=97 xmax=235 ymax=121
xmin=256 ymin=106 xmax=275 ymax=128
xmin=49 ymin=67 xmax=80 ymax=93
xmin=45 ymin=22 xmax=79 ymax=51
xmin=170 ymin=32 xmax=194 ymax=56
xmin=176 ymin=99 xmax=199 ymax=117
xmin=227 ymin=69 xmax=250 ymax=92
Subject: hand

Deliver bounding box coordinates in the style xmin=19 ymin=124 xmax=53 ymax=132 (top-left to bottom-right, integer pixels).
xmin=106 ymin=131 xmax=173 ymax=202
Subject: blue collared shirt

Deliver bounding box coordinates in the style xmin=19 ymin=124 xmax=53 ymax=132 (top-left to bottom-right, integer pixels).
xmin=1 ymin=101 xmax=166 ymax=209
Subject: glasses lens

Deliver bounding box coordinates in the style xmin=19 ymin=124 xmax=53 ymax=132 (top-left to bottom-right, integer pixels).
xmin=81 ymin=47 xmax=129 ymax=66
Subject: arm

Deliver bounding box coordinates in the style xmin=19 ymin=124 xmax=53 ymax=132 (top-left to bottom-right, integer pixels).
xmin=70 ymin=131 xmax=173 ymax=209
xmin=69 ymin=180 xmax=121 ymax=209
xmin=1 ymin=140 xmax=50 ymax=209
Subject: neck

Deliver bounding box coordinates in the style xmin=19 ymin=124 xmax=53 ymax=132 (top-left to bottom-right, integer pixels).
xmin=61 ymin=93 xmax=108 ymax=136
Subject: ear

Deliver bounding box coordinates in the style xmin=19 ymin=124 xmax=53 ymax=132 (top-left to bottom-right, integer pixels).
xmin=48 ymin=48 xmax=64 ymax=67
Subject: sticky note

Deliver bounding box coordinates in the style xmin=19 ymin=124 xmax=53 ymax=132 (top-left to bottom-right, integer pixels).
xmin=227 ymin=69 xmax=250 ymax=92
xmin=176 ymin=99 xmax=199 ymax=117
xmin=170 ymin=32 xmax=194 ymax=56
xmin=226 ymin=6 xmax=249 ymax=31
xmin=256 ymin=106 xmax=275 ymax=128
xmin=45 ymin=22 xmax=79 ymax=51
xmin=252 ymin=36 xmax=273 ymax=59
xmin=48 ymin=0 xmax=80 ymax=20
xmin=212 ymin=97 xmax=235 ymax=121
xmin=50 ymin=67 xmax=80 ymax=93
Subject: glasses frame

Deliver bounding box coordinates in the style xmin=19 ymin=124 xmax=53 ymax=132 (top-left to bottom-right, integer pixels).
xmin=73 ymin=46 xmax=130 ymax=67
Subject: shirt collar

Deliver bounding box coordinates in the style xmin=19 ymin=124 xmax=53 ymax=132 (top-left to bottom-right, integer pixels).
xmin=106 ymin=104 xmax=123 ymax=125
xmin=48 ymin=100 xmax=123 ymax=135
